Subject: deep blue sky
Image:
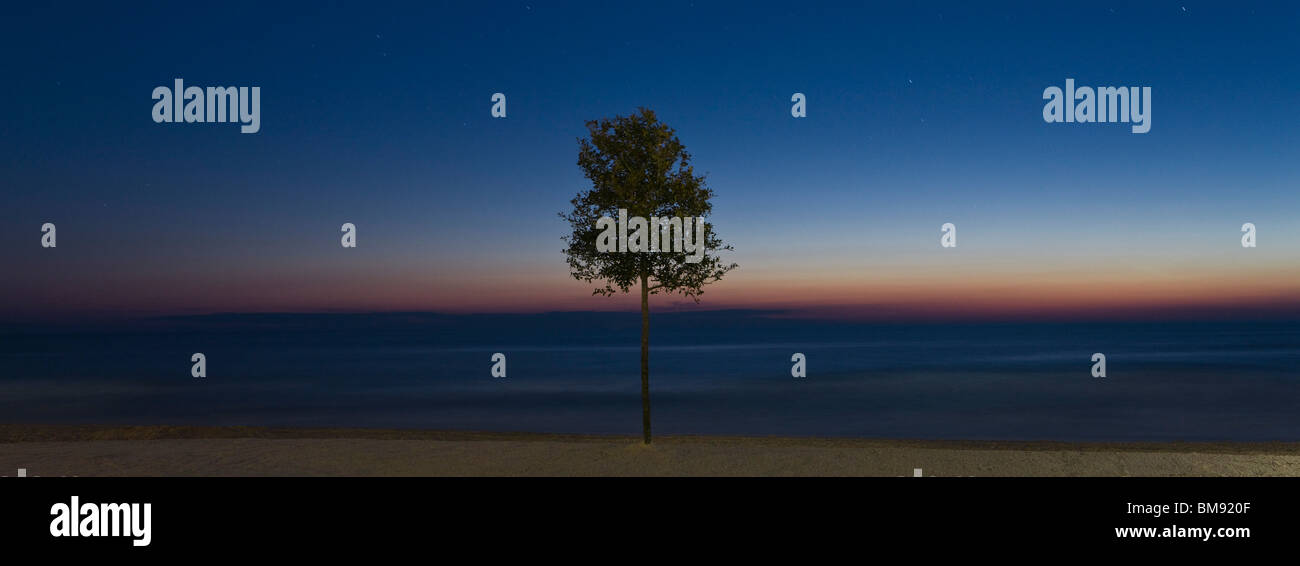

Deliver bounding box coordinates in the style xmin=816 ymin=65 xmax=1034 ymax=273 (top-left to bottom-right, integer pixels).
xmin=2 ymin=1 xmax=1297 ymax=320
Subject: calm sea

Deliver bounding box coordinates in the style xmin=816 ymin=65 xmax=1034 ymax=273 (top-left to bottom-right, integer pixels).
xmin=1 ymin=312 xmax=1296 ymax=441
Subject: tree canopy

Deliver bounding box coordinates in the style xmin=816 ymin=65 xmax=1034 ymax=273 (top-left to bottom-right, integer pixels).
xmin=561 ymin=108 xmax=735 ymax=299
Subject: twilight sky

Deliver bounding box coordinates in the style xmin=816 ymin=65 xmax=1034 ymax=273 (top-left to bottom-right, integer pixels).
xmin=2 ymin=1 xmax=1298 ymax=322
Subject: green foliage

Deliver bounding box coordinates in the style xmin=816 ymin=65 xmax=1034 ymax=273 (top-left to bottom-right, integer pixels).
xmin=561 ymin=108 xmax=736 ymax=298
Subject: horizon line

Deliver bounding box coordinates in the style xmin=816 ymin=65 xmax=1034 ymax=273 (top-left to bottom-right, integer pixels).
xmin=3 ymin=305 xmax=1298 ymax=329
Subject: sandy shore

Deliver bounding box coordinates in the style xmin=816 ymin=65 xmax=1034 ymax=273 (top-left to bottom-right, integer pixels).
xmin=2 ymin=425 xmax=1299 ymax=476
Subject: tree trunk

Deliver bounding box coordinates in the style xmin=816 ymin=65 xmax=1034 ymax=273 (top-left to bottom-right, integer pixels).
xmin=640 ymin=273 xmax=651 ymax=445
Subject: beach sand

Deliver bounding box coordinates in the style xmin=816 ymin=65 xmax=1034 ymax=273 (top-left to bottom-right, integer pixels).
xmin=2 ymin=425 xmax=1299 ymax=477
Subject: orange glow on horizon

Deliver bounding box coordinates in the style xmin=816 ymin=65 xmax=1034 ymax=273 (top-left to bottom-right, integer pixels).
xmin=11 ymin=260 xmax=1298 ymax=322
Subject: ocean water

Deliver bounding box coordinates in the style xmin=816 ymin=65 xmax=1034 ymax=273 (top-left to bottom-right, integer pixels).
xmin=1 ymin=312 xmax=1296 ymax=442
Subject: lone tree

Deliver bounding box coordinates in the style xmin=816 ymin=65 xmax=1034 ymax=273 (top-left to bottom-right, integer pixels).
xmin=561 ymin=108 xmax=736 ymax=445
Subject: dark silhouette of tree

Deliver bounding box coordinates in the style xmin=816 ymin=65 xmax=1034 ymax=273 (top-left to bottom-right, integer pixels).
xmin=561 ymin=108 xmax=736 ymax=445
